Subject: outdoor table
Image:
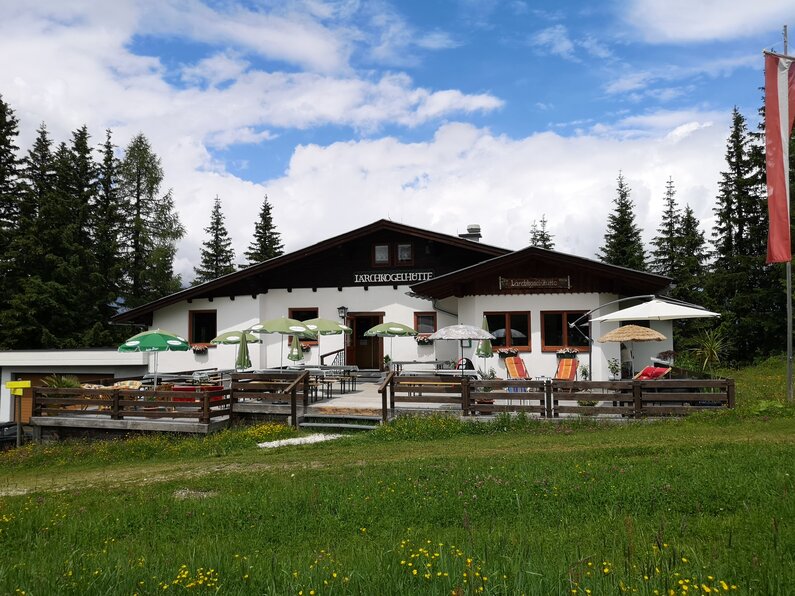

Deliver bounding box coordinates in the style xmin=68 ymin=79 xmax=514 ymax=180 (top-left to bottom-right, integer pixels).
xmin=390 ymin=360 xmax=446 ymax=374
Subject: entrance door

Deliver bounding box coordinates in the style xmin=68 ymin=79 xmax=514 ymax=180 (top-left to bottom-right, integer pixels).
xmin=346 ymin=314 xmax=383 ymax=370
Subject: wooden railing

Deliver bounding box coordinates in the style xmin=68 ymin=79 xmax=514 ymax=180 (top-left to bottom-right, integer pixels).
xmin=230 ymin=371 xmax=310 ymax=429
xmin=32 ymin=386 xmax=232 ymax=424
xmin=379 ymin=375 xmax=734 ymax=422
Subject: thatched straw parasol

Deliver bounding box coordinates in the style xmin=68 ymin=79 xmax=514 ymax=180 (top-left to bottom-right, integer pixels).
xmin=597 ymin=325 xmax=666 ymax=343
xmin=597 ymin=325 xmax=666 ymax=377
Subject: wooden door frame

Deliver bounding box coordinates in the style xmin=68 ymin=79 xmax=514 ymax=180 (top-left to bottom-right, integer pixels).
xmin=345 ymin=312 xmax=384 ymax=369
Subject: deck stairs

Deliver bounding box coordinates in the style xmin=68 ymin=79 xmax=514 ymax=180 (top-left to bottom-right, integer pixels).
xmin=298 ymin=413 xmax=381 ymax=432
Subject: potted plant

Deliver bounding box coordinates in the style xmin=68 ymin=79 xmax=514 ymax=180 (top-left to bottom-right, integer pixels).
xmin=607 ymin=357 xmax=621 ymax=380
xmin=556 ymin=347 xmax=579 ymax=359
xmin=497 ymin=347 xmax=519 ymax=358
xmin=415 ymin=334 xmax=434 ymax=346
xmin=477 ymin=367 xmax=497 ymax=393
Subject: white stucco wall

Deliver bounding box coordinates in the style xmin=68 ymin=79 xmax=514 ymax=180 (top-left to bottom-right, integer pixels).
xmin=0 ymin=350 xmax=148 ymax=422
xmin=147 ymin=286 xmax=460 ymax=372
xmin=451 ymin=293 xmax=673 ymax=381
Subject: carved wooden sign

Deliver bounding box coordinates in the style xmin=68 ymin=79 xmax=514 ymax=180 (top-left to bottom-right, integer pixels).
xmin=498 ymin=276 xmax=571 ymax=290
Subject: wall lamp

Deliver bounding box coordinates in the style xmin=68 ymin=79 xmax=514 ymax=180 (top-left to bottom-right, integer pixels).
xmin=337 ymin=306 xmax=348 ymax=319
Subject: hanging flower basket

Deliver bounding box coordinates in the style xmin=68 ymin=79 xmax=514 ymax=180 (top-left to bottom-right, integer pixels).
xmin=415 ymin=334 xmax=434 ymax=346
xmin=497 ymin=348 xmax=518 ymax=358
xmin=192 ymin=345 xmax=208 ymax=354
xmin=556 ymin=348 xmax=579 ymax=358
xmin=300 ymin=342 xmax=312 ymax=352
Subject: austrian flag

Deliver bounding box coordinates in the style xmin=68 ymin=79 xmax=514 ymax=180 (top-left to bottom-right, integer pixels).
xmin=765 ymin=51 xmax=795 ymax=263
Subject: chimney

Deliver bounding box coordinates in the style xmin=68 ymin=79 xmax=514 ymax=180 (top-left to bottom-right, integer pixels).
xmin=458 ymin=224 xmax=482 ymax=242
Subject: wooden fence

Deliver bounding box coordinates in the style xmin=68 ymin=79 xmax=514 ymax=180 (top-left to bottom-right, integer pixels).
xmin=30 ymin=371 xmax=312 ymax=432
xmin=379 ymin=373 xmax=734 ymax=423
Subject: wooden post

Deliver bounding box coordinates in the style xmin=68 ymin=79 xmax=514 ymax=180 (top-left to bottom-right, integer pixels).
xmin=111 ymin=389 xmax=121 ymax=420
xmin=544 ymin=379 xmax=552 ymax=418
xmin=381 ymin=384 xmax=388 ymax=423
xmin=633 ymin=381 xmax=642 ymax=418
xmin=290 ymin=386 xmax=298 ymax=430
xmin=389 ymin=376 xmax=395 ymax=412
xmin=727 ymin=379 xmax=736 ymax=409
xmin=201 ymin=391 xmax=210 ymax=424
xmin=462 ymin=376 xmax=470 ymax=417
xmin=302 ymin=375 xmax=310 ymax=407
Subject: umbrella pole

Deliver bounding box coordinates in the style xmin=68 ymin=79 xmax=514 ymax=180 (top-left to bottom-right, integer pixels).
xmin=153 ymin=351 xmax=158 ymax=388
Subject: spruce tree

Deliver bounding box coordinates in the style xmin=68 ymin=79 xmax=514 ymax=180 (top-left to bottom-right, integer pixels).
xmin=707 ymin=107 xmax=777 ymax=362
xmin=0 ymin=125 xmax=56 ymax=349
xmin=0 ymin=95 xmax=23 ymax=346
xmin=93 ymin=130 xmax=125 ymax=325
xmin=529 ymin=214 xmax=555 ymax=249
xmin=597 ymin=172 xmax=646 ymax=270
xmin=242 ymin=195 xmax=283 ymax=266
xmin=193 ymin=195 xmax=236 ymax=284
xmin=0 ymin=95 xmax=21 ymax=259
xmin=118 ymin=134 xmax=184 ymax=307
xmin=649 ymin=178 xmax=679 ymax=276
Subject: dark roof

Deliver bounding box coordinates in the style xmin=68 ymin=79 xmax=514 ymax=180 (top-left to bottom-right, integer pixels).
xmin=112 ymin=219 xmax=509 ymax=324
xmin=410 ymin=245 xmax=671 ymax=299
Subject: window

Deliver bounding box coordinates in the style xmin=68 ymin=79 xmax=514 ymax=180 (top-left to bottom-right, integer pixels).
xmin=289 ymin=307 xmax=319 ymax=345
xmin=373 ymin=244 xmax=390 ymax=266
xmin=397 ymin=243 xmax=413 ymax=264
xmin=414 ymin=312 xmax=437 ymax=334
xmin=541 ymin=311 xmax=590 ymax=352
xmin=484 ymin=312 xmax=530 ymax=350
xmin=189 ymin=311 xmax=217 ymax=344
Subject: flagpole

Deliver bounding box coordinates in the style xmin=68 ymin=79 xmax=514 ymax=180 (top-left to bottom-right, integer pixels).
xmin=785 ymin=25 xmax=793 ymax=403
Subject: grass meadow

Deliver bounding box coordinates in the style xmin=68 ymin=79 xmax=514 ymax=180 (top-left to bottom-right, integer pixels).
xmin=0 ymin=358 xmax=793 ymax=595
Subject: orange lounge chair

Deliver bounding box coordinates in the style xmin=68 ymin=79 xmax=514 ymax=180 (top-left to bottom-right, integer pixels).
xmin=505 ymin=356 xmax=529 ymax=379
xmin=553 ymin=357 xmax=578 ymax=381
xmin=505 ymin=356 xmax=530 ymax=394
xmin=633 ymin=366 xmax=671 ymax=381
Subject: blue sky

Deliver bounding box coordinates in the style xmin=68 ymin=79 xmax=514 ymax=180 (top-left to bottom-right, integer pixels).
xmin=1 ymin=0 xmax=792 ymax=281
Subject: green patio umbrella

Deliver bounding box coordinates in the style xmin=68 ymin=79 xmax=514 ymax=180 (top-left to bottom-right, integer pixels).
xmin=210 ymin=330 xmax=259 ymax=371
xmin=364 ymin=322 xmax=417 ymax=366
xmin=475 ymin=315 xmax=494 ymax=373
xmin=303 ymin=317 xmax=352 ymax=365
xmin=287 ymin=334 xmax=304 ymax=362
xmin=118 ymin=328 xmax=190 ymax=387
xmin=250 ymin=317 xmax=316 ymax=368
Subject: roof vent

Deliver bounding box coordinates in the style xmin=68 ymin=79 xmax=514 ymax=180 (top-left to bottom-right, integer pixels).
xmin=458 ymin=224 xmax=482 ymax=242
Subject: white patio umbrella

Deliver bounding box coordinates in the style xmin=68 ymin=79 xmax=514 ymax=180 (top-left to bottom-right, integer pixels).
xmin=429 ymin=324 xmax=495 ymax=376
xmin=591 ymin=299 xmax=720 ymax=322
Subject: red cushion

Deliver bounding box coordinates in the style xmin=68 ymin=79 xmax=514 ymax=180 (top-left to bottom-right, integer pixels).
xmin=635 ymin=366 xmax=670 ymax=380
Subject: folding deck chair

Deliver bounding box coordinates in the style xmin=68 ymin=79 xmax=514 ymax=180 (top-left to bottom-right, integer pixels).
xmin=504 ymin=356 xmax=530 ymax=401
xmin=553 ymin=357 xmax=578 ymax=381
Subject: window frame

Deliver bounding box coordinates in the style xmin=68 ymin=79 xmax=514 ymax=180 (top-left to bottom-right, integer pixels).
xmin=372 ymin=244 xmax=391 ymax=267
xmin=289 ymin=307 xmax=320 ymax=345
xmin=396 ymin=242 xmax=414 ymax=265
xmin=413 ymin=311 xmax=437 ymax=334
xmin=188 ymin=310 xmax=218 ymax=346
xmin=540 ymin=310 xmax=590 ymax=352
xmin=484 ymin=311 xmax=531 ymax=351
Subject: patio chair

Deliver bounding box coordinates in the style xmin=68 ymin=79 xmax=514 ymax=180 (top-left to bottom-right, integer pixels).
xmin=633 ymin=366 xmax=671 ymax=381
xmin=553 ymin=357 xmax=578 ymax=381
xmin=505 ymin=356 xmax=530 ymax=395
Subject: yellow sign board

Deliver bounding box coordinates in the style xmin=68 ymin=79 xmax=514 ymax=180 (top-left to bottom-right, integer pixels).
xmin=5 ymin=380 xmax=31 ymax=396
